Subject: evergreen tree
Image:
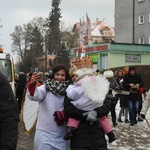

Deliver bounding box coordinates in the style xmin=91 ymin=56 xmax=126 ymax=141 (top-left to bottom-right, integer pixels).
xmin=53 ymin=44 xmax=70 ymax=68
xmin=46 ymin=0 xmax=62 ymax=54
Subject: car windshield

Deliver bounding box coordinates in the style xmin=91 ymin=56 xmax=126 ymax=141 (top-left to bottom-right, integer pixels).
xmin=0 ymin=59 xmax=12 ymax=82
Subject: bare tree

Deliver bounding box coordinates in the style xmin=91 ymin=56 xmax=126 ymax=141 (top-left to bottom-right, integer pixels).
xmin=10 ymin=17 xmax=46 ymax=72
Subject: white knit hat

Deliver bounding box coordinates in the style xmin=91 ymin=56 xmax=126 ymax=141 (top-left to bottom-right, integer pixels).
xmin=103 ymin=70 xmax=114 ymax=78
xmin=75 ymin=68 xmax=93 ymax=77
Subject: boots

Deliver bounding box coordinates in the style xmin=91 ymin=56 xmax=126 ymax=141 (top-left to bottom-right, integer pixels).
xmin=118 ymin=119 xmax=123 ymax=123
xmin=107 ymin=131 xmax=116 ymax=143
xmin=125 ymin=119 xmax=130 ymax=123
xmin=63 ymin=126 xmax=76 ymax=140
xmin=113 ymin=122 xmax=118 ymax=127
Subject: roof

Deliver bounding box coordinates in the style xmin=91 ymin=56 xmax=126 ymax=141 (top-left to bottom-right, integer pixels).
xmin=92 ymin=21 xmax=115 ymax=37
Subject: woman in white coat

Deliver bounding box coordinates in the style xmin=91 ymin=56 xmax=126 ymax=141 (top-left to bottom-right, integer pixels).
xmin=27 ymin=65 xmax=71 ymax=150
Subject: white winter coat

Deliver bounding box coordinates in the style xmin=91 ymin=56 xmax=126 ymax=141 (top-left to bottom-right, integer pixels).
xmin=27 ymin=84 xmax=69 ymax=150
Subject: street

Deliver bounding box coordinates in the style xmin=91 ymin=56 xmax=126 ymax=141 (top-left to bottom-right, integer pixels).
xmin=17 ymin=103 xmax=150 ymax=150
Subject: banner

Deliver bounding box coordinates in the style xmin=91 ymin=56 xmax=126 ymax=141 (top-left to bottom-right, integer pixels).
xmin=79 ymin=18 xmax=83 ymax=49
xmin=86 ymin=13 xmax=93 ymax=47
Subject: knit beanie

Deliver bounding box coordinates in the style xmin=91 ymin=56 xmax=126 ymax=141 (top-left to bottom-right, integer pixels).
xmin=103 ymin=70 xmax=114 ymax=78
xmin=129 ymin=66 xmax=135 ymax=72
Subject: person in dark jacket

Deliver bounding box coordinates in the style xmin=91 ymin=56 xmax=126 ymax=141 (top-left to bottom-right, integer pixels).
xmin=64 ymin=94 xmax=111 ymax=150
xmin=0 ymin=72 xmax=19 ymax=150
xmin=16 ymin=72 xmax=27 ymax=113
xmin=123 ymin=66 xmax=145 ymax=126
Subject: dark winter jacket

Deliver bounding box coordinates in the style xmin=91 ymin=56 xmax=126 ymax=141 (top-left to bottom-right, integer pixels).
xmin=123 ymin=72 xmax=144 ymax=101
xmin=119 ymin=95 xmax=129 ymax=107
xmin=64 ymin=95 xmax=110 ymax=150
xmin=0 ymin=73 xmax=19 ymax=150
xmin=16 ymin=74 xmax=27 ymax=97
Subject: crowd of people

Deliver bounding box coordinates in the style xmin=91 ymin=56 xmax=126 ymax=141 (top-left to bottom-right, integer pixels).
xmin=0 ymin=63 xmax=150 ymax=150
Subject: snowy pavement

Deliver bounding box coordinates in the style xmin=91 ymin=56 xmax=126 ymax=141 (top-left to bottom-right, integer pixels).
xmin=108 ymin=102 xmax=150 ymax=150
xmin=17 ymin=101 xmax=150 ymax=150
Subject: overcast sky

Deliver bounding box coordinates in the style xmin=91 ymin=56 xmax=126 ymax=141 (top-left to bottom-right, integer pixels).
xmin=0 ymin=0 xmax=115 ymax=53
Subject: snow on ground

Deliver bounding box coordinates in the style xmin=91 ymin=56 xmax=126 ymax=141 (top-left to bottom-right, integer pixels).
xmin=107 ymin=101 xmax=150 ymax=150
xmin=17 ymin=99 xmax=150 ymax=150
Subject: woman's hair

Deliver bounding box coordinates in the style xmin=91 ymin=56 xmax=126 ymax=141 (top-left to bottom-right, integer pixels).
xmin=51 ymin=64 xmax=71 ymax=81
xmin=114 ymin=69 xmax=125 ymax=77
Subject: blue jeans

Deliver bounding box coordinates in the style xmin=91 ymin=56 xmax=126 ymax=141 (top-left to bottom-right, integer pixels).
xmin=118 ymin=107 xmax=129 ymax=120
xmin=128 ymin=100 xmax=139 ymax=124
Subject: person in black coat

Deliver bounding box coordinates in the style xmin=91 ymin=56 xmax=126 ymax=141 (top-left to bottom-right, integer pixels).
xmin=16 ymin=72 xmax=27 ymax=113
xmin=0 ymin=72 xmax=19 ymax=150
xmin=64 ymin=95 xmax=111 ymax=150
xmin=123 ymin=66 xmax=145 ymax=126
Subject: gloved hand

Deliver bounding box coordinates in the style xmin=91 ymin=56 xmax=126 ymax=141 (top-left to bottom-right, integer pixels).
xmin=115 ymin=87 xmax=120 ymax=91
xmin=83 ymin=110 xmax=97 ymax=124
xmin=138 ymin=114 xmax=145 ymax=120
xmin=106 ymin=94 xmax=118 ymax=101
xmin=53 ymin=111 xmax=68 ymax=125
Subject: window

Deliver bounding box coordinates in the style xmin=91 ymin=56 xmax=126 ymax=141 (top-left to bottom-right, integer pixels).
xmin=138 ymin=0 xmax=145 ymax=2
xmin=101 ymin=27 xmax=109 ymax=36
xmin=138 ymin=15 xmax=145 ymax=24
xmin=0 ymin=59 xmax=12 ymax=82
xmin=138 ymin=37 xmax=144 ymax=44
xmin=149 ymin=36 xmax=150 ymax=44
xmin=149 ymin=14 xmax=150 ymax=22
xmin=102 ymin=55 xmax=108 ymax=69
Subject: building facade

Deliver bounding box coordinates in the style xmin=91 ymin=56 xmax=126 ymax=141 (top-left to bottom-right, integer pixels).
xmin=61 ymin=20 xmax=115 ymax=51
xmin=115 ymin=0 xmax=150 ymax=44
xmin=70 ymin=43 xmax=150 ymax=71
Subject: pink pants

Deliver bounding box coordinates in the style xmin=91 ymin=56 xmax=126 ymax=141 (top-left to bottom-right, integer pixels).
xmin=67 ymin=116 xmax=112 ymax=134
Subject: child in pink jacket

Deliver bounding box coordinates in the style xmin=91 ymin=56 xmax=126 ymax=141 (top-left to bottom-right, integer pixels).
xmin=64 ymin=69 xmax=116 ymax=143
